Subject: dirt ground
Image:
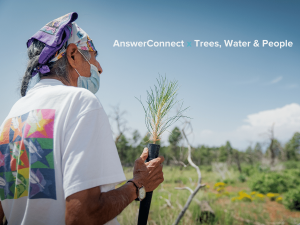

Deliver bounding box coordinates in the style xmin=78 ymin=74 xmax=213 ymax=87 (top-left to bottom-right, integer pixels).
xmin=214 ymin=185 xmax=300 ymax=223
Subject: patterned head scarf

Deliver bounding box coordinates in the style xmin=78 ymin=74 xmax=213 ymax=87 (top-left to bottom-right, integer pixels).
xmin=49 ymin=23 xmax=97 ymax=64
xmin=25 ymin=12 xmax=97 ymax=94
xmin=27 ymin=12 xmax=97 ymax=77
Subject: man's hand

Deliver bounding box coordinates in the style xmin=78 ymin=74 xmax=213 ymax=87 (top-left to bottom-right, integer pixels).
xmin=132 ymin=147 xmax=164 ymax=192
xmin=65 ymin=147 xmax=164 ymax=225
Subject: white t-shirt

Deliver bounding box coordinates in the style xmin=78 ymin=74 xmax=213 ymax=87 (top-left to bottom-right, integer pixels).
xmin=0 ymin=79 xmax=126 ymax=224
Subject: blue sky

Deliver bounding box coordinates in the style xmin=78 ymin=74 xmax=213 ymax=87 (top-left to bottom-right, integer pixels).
xmin=0 ymin=0 xmax=299 ymax=150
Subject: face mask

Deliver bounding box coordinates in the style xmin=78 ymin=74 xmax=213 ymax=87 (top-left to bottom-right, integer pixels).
xmin=75 ymin=51 xmax=100 ymax=94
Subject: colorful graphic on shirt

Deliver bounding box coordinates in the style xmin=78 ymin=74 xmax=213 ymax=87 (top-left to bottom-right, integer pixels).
xmin=0 ymin=109 xmax=56 ymax=200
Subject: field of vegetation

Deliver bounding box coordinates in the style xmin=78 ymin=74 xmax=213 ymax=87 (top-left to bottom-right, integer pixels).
xmin=117 ymin=164 xmax=300 ymax=225
xmin=108 ymin=77 xmax=300 ymax=225
xmin=111 ymin=124 xmax=300 ymax=225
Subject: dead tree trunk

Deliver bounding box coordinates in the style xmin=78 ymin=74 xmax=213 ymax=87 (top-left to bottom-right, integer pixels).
xmin=197 ymin=201 xmax=215 ymax=223
xmin=109 ymin=104 xmax=128 ymax=144
xmin=235 ymin=151 xmax=242 ymax=174
xmin=173 ymin=121 xmax=206 ymax=225
xmin=269 ymin=139 xmax=275 ymax=166
xmin=268 ymin=124 xmax=276 ymax=167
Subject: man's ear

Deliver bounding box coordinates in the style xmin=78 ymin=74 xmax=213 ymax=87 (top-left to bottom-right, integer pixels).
xmin=66 ymin=43 xmax=78 ymax=69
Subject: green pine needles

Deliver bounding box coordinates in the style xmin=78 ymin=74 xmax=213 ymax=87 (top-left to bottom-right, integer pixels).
xmin=136 ymin=75 xmax=189 ymax=144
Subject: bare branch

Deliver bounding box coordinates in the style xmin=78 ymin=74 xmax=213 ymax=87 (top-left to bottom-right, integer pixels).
xmin=176 ymin=200 xmax=192 ymax=217
xmin=182 ymin=122 xmax=201 ymax=185
xmin=173 ymin=184 xmax=204 ymax=225
xmin=175 ymin=187 xmax=193 ymax=194
xmin=159 ymin=194 xmax=173 ymax=209
xmin=259 ymin=123 xmax=278 ymax=167
xmin=172 ymin=156 xmax=187 ymax=167
xmin=173 ymin=120 xmax=205 ymax=225
xmin=108 ymin=104 xmax=128 ymax=143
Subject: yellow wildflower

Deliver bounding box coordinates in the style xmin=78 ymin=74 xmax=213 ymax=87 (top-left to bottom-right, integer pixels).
xmin=254 ymin=193 xmax=265 ymax=202
xmin=238 ymin=195 xmax=252 ymax=202
xmin=276 ymin=197 xmax=283 ymax=203
xmin=238 ymin=191 xmax=252 ymax=202
xmin=214 ymin=182 xmax=226 ymax=189
xmin=256 ymin=193 xmax=265 ymax=198
xmin=267 ymin=193 xmax=280 ymax=201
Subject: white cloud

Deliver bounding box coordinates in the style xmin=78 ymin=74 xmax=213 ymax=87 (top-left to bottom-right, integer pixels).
xmin=238 ymin=103 xmax=300 ymax=140
xmin=193 ymin=103 xmax=300 ymax=150
xmin=271 ymin=76 xmax=282 ymax=84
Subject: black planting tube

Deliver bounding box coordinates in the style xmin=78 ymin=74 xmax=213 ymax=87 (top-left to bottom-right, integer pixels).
xmin=137 ymin=143 xmax=160 ymax=225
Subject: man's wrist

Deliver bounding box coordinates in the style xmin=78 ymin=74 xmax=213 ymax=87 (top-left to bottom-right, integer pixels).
xmin=127 ymin=180 xmax=138 ymax=201
xmin=130 ymin=178 xmax=143 ymax=189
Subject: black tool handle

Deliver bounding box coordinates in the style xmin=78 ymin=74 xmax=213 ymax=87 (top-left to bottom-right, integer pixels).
xmin=137 ymin=143 xmax=160 ymax=225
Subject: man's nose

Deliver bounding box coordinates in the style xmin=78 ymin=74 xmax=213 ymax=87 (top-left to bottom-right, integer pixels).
xmin=96 ymin=61 xmax=103 ymax=74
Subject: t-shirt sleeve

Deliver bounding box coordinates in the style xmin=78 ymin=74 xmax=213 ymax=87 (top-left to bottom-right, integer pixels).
xmin=62 ymin=107 xmax=126 ymax=199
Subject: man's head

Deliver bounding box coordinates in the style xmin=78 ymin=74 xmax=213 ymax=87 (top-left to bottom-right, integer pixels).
xmin=54 ymin=43 xmax=103 ymax=87
xmin=20 ymin=12 xmax=102 ymax=96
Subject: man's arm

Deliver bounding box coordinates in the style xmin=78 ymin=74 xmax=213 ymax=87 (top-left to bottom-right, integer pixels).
xmin=65 ymin=148 xmax=164 ymax=225
xmin=66 ymin=181 xmax=137 ymax=225
xmin=0 ymin=202 xmax=3 ymax=225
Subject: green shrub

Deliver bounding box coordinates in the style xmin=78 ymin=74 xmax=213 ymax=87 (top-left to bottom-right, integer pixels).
xmin=250 ymin=172 xmax=289 ymax=194
xmin=242 ymin=165 xmax=255 ymax=176
xmin=242 ymin=166 xmax=251 ymax=176
xmin=283 ymin=187 xmax=300 ymax=211
xmin=283 ymin=169 xmax=300 ymax=189
xmin=283 ymin=161 xmax=300 ymax=170
xmin=257 ymin=165 xmax=270 ymax=173
xmin=238 ymin=174 xmax=246 ymax=183
xmin=223 ymin=178 xmax=235 ymax=185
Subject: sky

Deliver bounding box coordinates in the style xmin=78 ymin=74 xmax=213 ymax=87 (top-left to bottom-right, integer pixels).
xmin=0 ymin=0 xmax=299 ymax=150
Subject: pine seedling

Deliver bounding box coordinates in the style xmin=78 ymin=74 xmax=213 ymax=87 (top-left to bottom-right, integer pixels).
xmin=136 ymin=75 xmax=189 ymax=144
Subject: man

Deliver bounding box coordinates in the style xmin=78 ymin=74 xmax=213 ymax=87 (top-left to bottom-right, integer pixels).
xmin=0 ymin=12 xmax=164 ymax=225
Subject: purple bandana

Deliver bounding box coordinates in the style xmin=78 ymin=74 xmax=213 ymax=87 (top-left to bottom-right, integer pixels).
xmin=27 ymin=12 xmax=78 ymax=76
